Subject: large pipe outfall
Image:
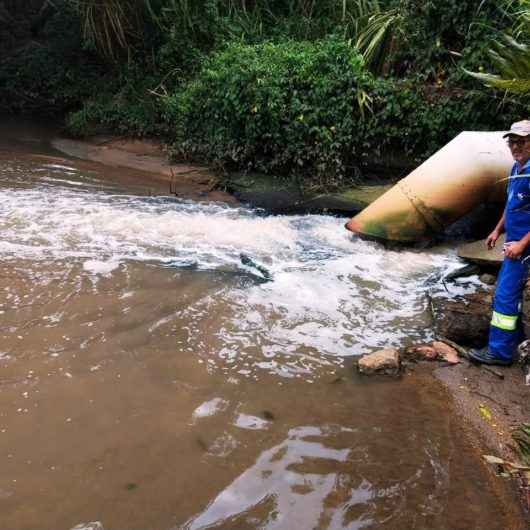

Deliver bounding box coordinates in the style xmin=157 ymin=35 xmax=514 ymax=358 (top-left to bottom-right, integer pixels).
xmin=346 ymin=132 xmax=513 ymax=242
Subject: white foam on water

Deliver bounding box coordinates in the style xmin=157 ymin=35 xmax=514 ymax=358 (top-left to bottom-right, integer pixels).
xmin=176 ymin=217 xmax=472 ymax=376
xmin=0 ymin=183 xmax=300 ymax=269
xmin=43 ymin=164 xmax=78 ymax=172
xmin=233 ymin=413 xmax=271 ymax=431
xmin=69 ymin=523 xmax=104 ymax=530
xmin=83 ymin=260 xmax=120 ymax=276
xmin=1 ymin=160 xmax=477 ymax=379
xmin=192 ymin=398 xmax=228 ymax=419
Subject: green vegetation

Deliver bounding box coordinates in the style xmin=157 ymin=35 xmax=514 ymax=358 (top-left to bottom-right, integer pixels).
xmin=1 ymin=0 xmax=529 ymax=192
xmin=470 ymin=1 xmax=530 ymax=94
xmin=0 ymin=5 xmax=111 ymax=114
xmin=167 ymin=38 xmax=371 ymax=190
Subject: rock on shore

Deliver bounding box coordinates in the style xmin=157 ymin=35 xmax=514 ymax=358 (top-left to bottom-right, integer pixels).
xmin=358 ymin=341 xmax=460 ymax=377
xmin=358 ymin=348 xmax=400 ymax=376
xmin=432 ymin=289 xmax=493 ymax=347
xmin=432 ymin=278 xmax=530 ymax=347
xmin=405 ymin=341 xmax=460 ymax=364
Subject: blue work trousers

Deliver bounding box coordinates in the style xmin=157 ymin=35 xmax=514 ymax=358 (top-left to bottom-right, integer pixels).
xmin=489 ymin=256 xmax=529 ymax=360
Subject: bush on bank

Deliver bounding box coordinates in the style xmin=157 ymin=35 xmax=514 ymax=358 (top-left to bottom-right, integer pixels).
xmin=365 ymin=79 xmax=524 ymax=163
xmin=66 ymin=63 xmax=167 ymax=138
xmin=164 ymin=38 xmax=372 ymax=191
xmin=0 ymin=6 xmax=110 ymax=115
xmin=0 ymin=43 xmax=109 ymax=116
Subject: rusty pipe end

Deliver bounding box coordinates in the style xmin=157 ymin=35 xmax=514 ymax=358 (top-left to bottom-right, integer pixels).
xmin=344 ymin=219 xmax=361 ymax=234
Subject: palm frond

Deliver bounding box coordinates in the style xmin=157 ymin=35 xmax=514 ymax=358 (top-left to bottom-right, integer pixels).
xmin=470 ymin=71 xmax=530 ymax=92
xmin=468 ymin=34 xmax=530 ymax=94
xmin=341 ymin=0 xmax=403 ymax=75
xmin=355 ymin=9 xmax=401 ymax=74
xmin=71 ymin=0 xmax=145 ymax=61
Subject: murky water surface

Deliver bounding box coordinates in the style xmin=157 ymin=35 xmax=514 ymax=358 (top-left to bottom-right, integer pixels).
xmin=0 ymin=134 xmax=522 ymax=529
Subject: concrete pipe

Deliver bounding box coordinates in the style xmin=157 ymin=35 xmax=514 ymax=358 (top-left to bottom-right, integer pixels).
xmin=345 ymin=132 xmax=513 ymax=242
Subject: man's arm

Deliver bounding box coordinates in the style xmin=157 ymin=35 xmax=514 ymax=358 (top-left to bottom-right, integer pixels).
xmin=486 ymin=210 xmax=505 ymax=250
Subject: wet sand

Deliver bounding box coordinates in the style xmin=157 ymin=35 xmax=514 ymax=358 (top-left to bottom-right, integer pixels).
xmin=435 ymin=360 xmax=530 ymax=516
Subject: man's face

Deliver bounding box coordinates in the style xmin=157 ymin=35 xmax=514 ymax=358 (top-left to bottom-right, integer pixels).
xmin=507 ymin=135 xmax=530 ymax=165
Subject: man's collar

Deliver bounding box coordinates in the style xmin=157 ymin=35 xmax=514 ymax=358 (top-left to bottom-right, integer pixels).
xmin=515 ymin=159 xmax=530 ymax=173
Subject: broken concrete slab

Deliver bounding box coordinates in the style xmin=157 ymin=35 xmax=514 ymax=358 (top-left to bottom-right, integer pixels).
xmin=458 ymin=234 xmax=505 ymax=266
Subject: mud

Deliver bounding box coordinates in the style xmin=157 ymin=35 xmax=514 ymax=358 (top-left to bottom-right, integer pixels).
xmin=411 ymin=369 xmax=527 ymax=528
xmin=405 ymin=359 xmax=530 ymax=521
xmin=435 ymin=362 xmax=529 ymax=460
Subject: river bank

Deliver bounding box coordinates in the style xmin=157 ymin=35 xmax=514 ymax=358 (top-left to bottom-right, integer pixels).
xmin=434 ymin=358 xmax=530 ymax=522
xmin=49 ymin=134 xmax=393 ymax=216
xmin=0 ymin=117 xmax=236 ymax=203
xmin=403 ymin=366 xmax=527 ymax=525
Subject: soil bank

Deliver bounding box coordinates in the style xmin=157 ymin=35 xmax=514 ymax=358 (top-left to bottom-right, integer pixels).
xmin=404 ymin=366 xmax=528 ymax=528
xmin=402 ymin=358 xmax=530 ymax=524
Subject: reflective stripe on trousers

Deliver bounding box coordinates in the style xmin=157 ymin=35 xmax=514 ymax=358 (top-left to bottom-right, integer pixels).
xmin=491 ymin=310 xmax=518 ymax=330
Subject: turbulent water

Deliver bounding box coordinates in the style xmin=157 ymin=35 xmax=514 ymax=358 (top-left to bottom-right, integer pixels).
xmin=0 ymin=152 xmax=520 ymax=530
xmin=1 ymin=159 xmax=476 ymax=378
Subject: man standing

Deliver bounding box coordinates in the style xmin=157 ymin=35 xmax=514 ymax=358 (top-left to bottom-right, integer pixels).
xmin=469 ymin=120 xmax=530 ymax=366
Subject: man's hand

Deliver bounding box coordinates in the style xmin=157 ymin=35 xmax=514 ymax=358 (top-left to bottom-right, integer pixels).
xmin=486 ymin=229 xmax=500 ymax=250
xmin=504 ymin=240 xmax=527 ymax=259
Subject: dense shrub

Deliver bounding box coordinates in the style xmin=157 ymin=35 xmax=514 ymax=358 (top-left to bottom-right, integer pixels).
xmin=154 ymin=0 xmax=374 ymax=73
xmin=0 ymin=6 xmax=111 ymax=115
xmin=67 ymin=97 xmax=163 ymax=138
xmin=66 ymin=62 xmax=167 ymax=137
xmin=392 ymin=0 xmax=508 ymax=79
xmin=366 ymin=79 xmax=525 ymax=163
xmin=0 ymin=44 xmax=110 ymax=115
xmin=165 ymin=37 xmax=373 ymax=191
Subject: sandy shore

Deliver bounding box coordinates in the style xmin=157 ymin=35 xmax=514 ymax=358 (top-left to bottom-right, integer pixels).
xmin=50 ymin=135 xmax=238 ymax=203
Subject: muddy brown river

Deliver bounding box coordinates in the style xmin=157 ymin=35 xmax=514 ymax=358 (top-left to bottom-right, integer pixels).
xmin=0 ymin=121 xmax=524 ymax=529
